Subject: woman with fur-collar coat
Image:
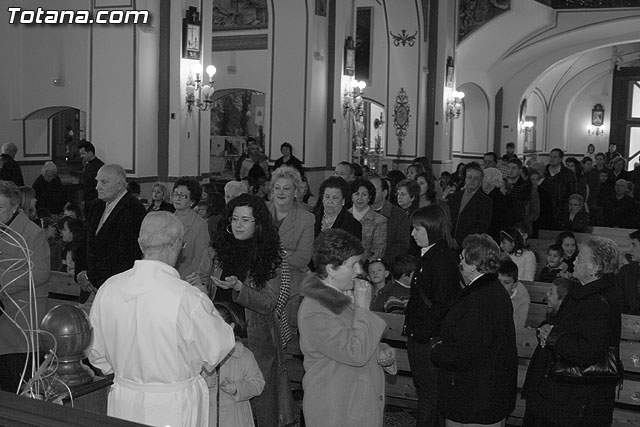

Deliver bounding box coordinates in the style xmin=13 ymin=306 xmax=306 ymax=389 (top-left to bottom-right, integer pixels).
xmin=297 ymin=229 xmax=392 ymax=427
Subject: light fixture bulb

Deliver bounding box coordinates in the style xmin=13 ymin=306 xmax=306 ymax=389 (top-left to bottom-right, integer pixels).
xmin=350 ymin=80 xmax=359 ymax=89
xmin=185 ymin=86 xmax=195 ymax=95
xmin=192 ymin=64 xmax=203 ymax=76
xmin=453 ymin=90 xmax=465 ymax=99
xmin=206 ymin=65 xmax=216 ymax=78
xmin=358 ymin=81 xmax=367 ymax=91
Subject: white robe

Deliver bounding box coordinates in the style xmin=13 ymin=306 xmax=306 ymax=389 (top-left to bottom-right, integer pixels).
xmin=89 ymin=260 xmax=235 ymax=427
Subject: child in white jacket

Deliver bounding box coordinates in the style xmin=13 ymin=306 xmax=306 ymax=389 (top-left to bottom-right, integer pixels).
xmin=202 ymin=303 xmax=265 ymax=427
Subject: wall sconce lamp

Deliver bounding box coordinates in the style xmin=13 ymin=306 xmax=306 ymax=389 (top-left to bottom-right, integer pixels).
xmin=186 ymin=64 xmax=216 ymax=112
xmin=520 ymin=120 xmax=534 ymax=134
xmin=446 ymin=90 xmax=465 ymax=120
xmin=587 ymin=103 xmax=605 ymax=136
xmin=343 ymin=79 xmax=366 ymax=116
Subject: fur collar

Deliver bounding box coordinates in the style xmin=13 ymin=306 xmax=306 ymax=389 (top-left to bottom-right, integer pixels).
xmin=300 ymin=274 xmax=352 ymax=314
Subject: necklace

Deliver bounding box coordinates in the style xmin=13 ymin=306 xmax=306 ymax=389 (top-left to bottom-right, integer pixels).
xmin=322 ymin=212 xmax=337 ymax=227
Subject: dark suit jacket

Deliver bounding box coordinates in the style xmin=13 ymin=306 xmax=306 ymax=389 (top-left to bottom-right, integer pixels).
xmin=618 ymin=262 xmax=640 ymax=315
xmin=448 ymin=189 xmax=493 ymax=245
xmin=0 ymin=156 xmax=24 ymax=186
xmin=86 ymin=192 xmax=146 ymax=288
xmin=376 ymin=200 xmax=411 ymax=265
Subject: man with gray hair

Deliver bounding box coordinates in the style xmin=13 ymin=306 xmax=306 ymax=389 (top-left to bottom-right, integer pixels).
xmin=89 ymin=211 xmax=235 ymax=427
xmin=78 ymin=164 xmax=146 ymax=300
xmin=224 ymin=179 xmax=248 ymax=203
xmin=32 ymin=161 xmax=65 ymax=214
xmin=0 ymin=142 xmax=24 ymax=186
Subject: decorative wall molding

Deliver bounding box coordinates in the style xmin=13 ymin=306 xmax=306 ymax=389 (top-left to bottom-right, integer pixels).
xmin=390 ymin=29 xmax=417 ymax=47
xmin=393 ymin=88 xmax=410 ymax=141
xmin=212 ymin=34 xmax=268 ymax=51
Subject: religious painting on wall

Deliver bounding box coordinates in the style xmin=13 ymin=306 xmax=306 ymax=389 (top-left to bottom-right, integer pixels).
xmin=183 ymin=7 xmax=201 ymax=60
xmin=316 ymin=0 xmax=327 ymax=17
xmin=458 ymin=0 xmax=510 ymax=43
xmin=355 ymin=8 xmax=372 ymax=81
xmin=212 ymin=0 xmax=268 ymax=31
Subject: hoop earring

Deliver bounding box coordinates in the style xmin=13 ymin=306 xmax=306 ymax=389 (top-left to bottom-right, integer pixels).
xmin=226 ymin=224 xmax=233 ymax=234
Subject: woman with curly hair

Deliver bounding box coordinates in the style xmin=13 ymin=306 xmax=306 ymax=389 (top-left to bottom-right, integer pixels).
xmin=192 ymin=194 xmax=297 ymax=427
xmin=395 ymin=178 xmax=421 ymax=217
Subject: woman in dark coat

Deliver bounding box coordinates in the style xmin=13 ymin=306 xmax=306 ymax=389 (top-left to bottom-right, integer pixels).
xmin=313 ymin=176 xmax=362 ymax=239
xmin=405 ymin=205 xmax=462 ymax=427
xmin=522 ymin=236 xmax=622 ymax=427
xmin=430 ymin=234 xmax=518 ymax=426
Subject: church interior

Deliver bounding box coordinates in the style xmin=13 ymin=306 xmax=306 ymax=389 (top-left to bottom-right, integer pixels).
xmin=3 ymin=0 xmax=640 ymax=195
xmin=3 ymin=0 xmax=640 ymax=426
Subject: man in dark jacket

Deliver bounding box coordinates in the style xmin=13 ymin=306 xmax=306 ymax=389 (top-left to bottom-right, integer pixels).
xmin=78 ymin=140 xmax=105 ymax=214
xmin=603 ymin=179 xmax=638 ymax=228
xmin=370 ymin=175 xmax=410 ymax=265
xmin=0 ymin=143 xmax=24 ymax=186
xmin=505 ymin=158 xmax=531 ymax=225
xmin=544 ymin=148 xmax=576 ymax=222
xmin=618 ymin=229 xmax=640 ymax=315
xmin=448 ymin=165 xmax=493 ymax=245
xmin=77 ymin=164 xmax=146 ymax=298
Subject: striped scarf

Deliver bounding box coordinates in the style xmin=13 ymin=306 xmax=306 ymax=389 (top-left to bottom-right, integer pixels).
xmin=276 ymin=245 xmax=292 ymax=348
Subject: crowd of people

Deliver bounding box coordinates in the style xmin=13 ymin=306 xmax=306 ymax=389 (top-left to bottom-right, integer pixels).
xmin=0 ymin=137 xmax=638 ymax=427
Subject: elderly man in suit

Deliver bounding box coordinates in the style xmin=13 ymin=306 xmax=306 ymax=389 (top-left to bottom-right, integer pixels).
xmin=77 ymin=164 xmax=146 ymax=303
xmin=448 ymin=164 xmax=493 ymax=245
xmin=370 ymin=175 xmax=411 ymax=265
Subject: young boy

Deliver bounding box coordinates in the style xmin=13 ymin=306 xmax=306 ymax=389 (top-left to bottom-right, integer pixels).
xmin=546 ymin=278 xmax=578 ymax=321
xmin=365 ymin=258 xmax=391 ymax=309
xmin=371 ymin=254 xmax=416 ymax=314
xmin=497 ymin=259 xmax=531 ymax=330
xmin=537 ymin=244 xmax=567 ymax=282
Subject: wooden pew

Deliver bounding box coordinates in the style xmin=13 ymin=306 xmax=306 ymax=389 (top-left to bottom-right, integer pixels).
xmin=46 ymin=271 xmax=81 ymax=311
xmin=285 ymin=281 xmax=640 ymax=425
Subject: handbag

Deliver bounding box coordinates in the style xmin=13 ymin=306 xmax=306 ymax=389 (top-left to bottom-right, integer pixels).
xmin=551 ymin=294 xmax=624 ymax=384
xmin=551 ymin=345 xmax=623 ymax=384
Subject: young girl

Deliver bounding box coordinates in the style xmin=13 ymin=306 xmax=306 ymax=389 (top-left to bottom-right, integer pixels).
xmin=58 ymin=216 xmax=89 ymax=302
xmin=555 ymin=231 xmax=578 ymax=275
xmin=42 ymin=217 xmax=63 ymax=272
xmin=500 ymin=227 xmax=537 ymax=281
xmin=202 ymin=303 xmax=265 ymax=427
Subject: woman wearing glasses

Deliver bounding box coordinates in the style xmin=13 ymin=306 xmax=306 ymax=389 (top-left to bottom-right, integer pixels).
xmin=194 ymin=193 xmax=297 ymax=427
xmin=172 ymin=177 xmax=208 ymax=279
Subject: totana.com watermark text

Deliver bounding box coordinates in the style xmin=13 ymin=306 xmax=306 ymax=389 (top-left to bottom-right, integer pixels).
xmin=8 ymin=7 xmax=149 ymax=24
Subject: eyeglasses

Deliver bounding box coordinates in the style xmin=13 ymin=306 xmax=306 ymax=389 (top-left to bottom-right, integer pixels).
xmin=229 ymin=216 xmax=255 ymax=226
xmin=172 ymin=192 xmax=190 ymax=200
